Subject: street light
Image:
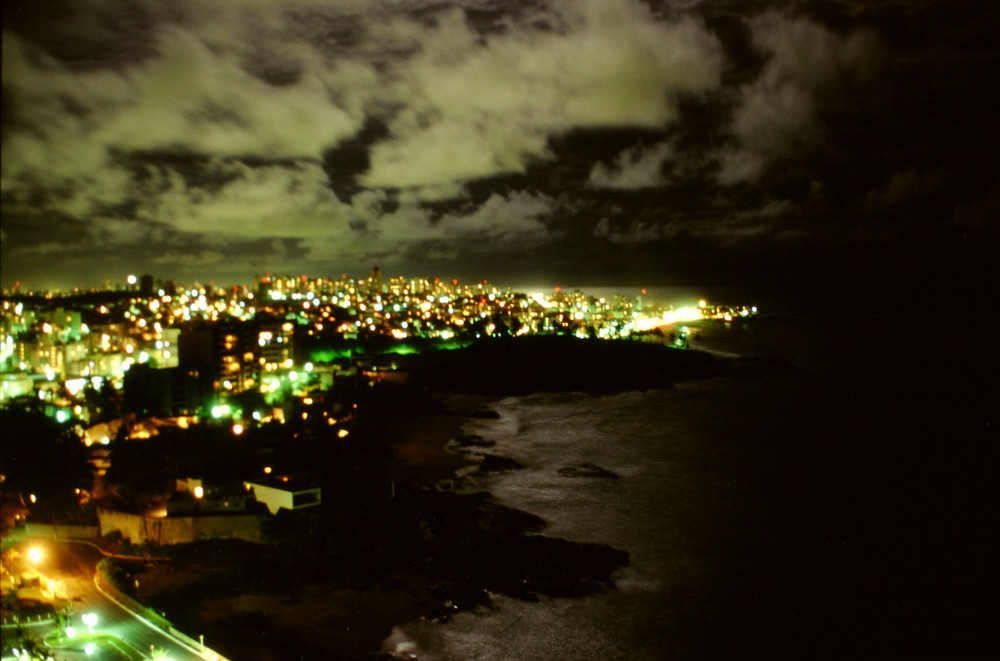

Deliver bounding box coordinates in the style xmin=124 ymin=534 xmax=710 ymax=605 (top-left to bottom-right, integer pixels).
xmin=82 ymin=612 xmax=98 ymax=632
xmin=27 ymin=546 xmax=42 ymax=564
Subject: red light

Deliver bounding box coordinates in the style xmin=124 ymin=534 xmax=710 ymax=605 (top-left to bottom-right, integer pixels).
xmin=641 ymin=289 xmax=647 ymax=295
xmin=452 ymin=279 xmax=458 ymax=285
xmin=554 ymin=286 xmax=561 ymax=293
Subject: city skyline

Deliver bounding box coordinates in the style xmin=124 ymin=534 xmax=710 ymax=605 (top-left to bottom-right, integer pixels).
xmin=2 ymin=0 xmax=998 ymax=293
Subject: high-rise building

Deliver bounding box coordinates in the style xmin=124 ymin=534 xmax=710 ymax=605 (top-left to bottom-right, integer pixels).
xmin=369 ymin=266 xmax=383 ymax=295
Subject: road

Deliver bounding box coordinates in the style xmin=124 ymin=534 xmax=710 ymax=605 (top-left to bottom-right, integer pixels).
xmin=16 ymin=540 xmax=214 ymax=661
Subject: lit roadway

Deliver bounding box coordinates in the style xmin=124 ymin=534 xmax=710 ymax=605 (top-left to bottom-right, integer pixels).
xmin=26 ymin=540 xmax=212 ymax=660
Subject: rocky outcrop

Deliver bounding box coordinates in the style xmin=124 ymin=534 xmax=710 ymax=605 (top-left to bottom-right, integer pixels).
xmin=557 ymin=463 xmax=618 ymax=479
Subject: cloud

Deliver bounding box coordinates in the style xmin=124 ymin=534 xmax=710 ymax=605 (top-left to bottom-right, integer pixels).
xmin=361 ymin=0 xmax=723 ymax=188
xmin=2 ymin=22 xmax=368 ymax=164
xmin=865 ymin=169 xmax=944 ymax=211
xmin=736 ymin=198 xmax=796 ymax=221
xmin=370 ymin=189 xmax=555 ymax=245
xmin=132 ymin=161 xmax=351 ymax=238
xmin=717 ymin=11 xmax=882 ymax=186
xmin=1 ymin=9 xmax=378 ymax=245
xmin=100 ymin=26 xmax=365 ymax=159
xmin=5 ymin=0 xmax=991 ymax=290
xmin=150 ymin=249 xmax=227 ymax=269
xmin=589 ymin=142 xmax=674 ymax=189
xmin=594 ymin=217 xmax=675 ymax=245
xmin=2 ymin=0 xmax=718 ymax=248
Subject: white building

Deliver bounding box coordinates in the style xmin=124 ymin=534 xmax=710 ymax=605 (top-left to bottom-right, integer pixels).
xmin=243 ymin=476 xmax=321 ymax=515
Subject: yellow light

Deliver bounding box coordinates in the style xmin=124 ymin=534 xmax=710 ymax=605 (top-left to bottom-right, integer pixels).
xmin=337 ymin=429 xmax=350 ymax=438
xmin=28 ymin=547 xmax=42 ymax=564
xmin=232 ymin=423 xmax=244 ymax=435
xmin=193 ymin=486 xmax=204 ymax=499
xmin=264 ymin=466 xmax=272 ymax=474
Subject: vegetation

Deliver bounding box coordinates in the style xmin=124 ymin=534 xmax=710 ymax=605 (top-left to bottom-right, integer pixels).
xmin=0 ymin=404 xmax=92 ymax=526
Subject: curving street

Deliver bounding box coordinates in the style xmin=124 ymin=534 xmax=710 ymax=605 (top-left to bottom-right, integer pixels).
xmin=4 ymin=539 xmax=219 ymax=661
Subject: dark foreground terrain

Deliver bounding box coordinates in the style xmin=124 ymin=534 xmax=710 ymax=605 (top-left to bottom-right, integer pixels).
xmin=120 ymin=490 xmax=627 ymax=660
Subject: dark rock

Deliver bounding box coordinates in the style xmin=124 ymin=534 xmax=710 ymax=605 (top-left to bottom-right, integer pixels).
xmin=467 ymin=408 xmax=501 ymax=419
xmin=453 ymin=433 xmax=495 ymax=448
xmin=477 ymin=454 xmax=525 ymax=474
xmin=557 ymin=463 xmax=618 ymax=479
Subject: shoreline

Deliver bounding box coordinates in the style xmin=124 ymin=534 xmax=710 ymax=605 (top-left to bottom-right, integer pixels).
xmin=125 ymin=343 xmax=798 ymax=661
xmin=132 ymin=392 xmax=629 ymax=661
xmin=384 ymin=394 xmax=501 ymax=492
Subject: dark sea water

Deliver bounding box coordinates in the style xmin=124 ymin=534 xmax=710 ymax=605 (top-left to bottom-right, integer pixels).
xmin=386 ymin=295 xmax=997 ymax=660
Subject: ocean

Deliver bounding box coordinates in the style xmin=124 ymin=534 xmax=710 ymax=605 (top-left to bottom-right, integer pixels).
xmin=385 ymin=304 xmax=997 ymax=659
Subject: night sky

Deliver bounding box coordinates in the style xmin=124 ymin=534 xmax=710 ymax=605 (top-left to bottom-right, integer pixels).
xmin=2 ymin=0 xmax=998 ymax=293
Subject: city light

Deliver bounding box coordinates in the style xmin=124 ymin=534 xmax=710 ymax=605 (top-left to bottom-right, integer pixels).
xmin=28 ymin=546 xmax=42 ymax=564
xmin=1 ymin=272 xmax=758 ymax=434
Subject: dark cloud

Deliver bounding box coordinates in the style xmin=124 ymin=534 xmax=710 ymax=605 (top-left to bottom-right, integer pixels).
xmin=2 ymin=0 xmax=997 ymax=291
